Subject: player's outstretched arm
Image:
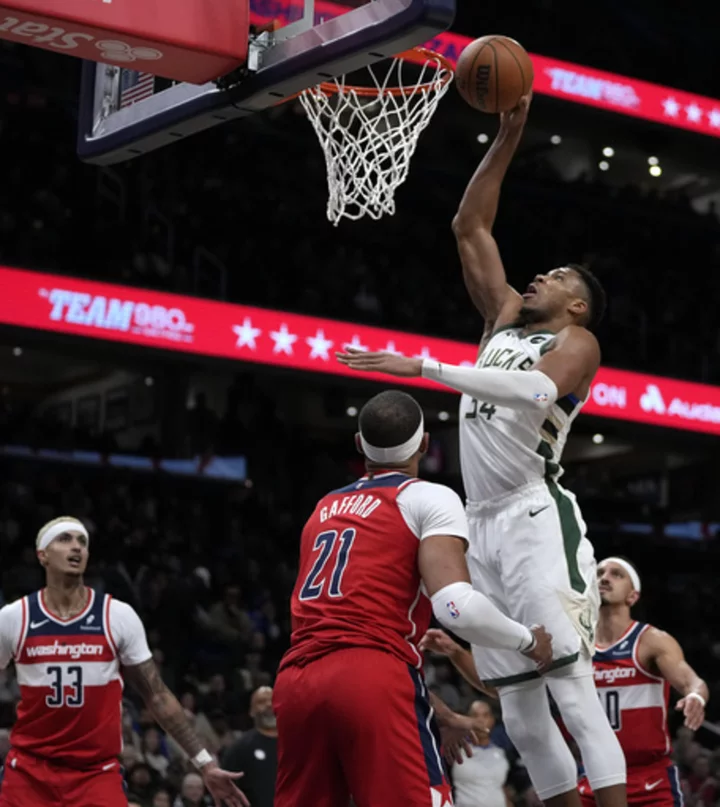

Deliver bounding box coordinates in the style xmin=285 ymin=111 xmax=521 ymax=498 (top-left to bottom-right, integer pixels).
xmin=642 ymin=628 xmax=709 ymax=732
xmin=123 ymin=659 xmax=250 ymax=807
xmin=418 ymin=534 xmax=552 ymax=670
xmin=338 ymin=324 xmax=599 ymax=406
xmin=452 ymin=96 xmax=531 ymax=333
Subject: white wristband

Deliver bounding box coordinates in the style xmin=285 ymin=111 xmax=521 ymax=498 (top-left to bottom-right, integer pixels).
xmin=192 ymin=749 xmax=213 ymax=769
xmin=685 ymin=692 xmax=706 ymax=707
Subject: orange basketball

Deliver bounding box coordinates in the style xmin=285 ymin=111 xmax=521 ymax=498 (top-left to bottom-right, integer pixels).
xmin=455 ymin=35 xmax=534 ymax=113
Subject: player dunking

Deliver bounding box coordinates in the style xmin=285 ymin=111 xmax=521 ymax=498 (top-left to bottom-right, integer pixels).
xmin=0 ymin=517 xmax=248 ymax=807
xmin=577 ymin=557 xmax=707 ymax=807
xmin=273 ymin=390 xmax=552 ymax=807
xmin=337 ymin=95 xmax=627 ymax=807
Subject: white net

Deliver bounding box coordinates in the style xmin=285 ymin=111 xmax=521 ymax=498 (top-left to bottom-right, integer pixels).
xmin=299 ymin=50 xmax=453 ymax=225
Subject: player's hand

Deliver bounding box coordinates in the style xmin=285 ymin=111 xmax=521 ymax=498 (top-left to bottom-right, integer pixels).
xmin=201 ymin=762 xmax=250 ymax=807
xmin=499 ymin=92 xmax=532 ymax=133
xmin=439 ymin=713 xmax=488 ymax=765
xmin=419 ymin=628 xmax=463 ymax=658
xmin=522 ymin=625 xmax=553 ymax=672
xmin=336 ymin=348 xmax=423 ymax=377
xmin=676 ymin=693 xmax=706 ymax=732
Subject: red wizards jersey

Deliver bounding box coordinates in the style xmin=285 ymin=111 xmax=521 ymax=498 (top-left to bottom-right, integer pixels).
xmin=0 ymin=588 xmax=152 ymax=769
xmin=593 ymin=621 xmax=671 ymax=768
xmin=281 ymin=472 xmax=454 ymax=672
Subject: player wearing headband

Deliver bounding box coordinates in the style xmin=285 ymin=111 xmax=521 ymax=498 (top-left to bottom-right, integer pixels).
xmin=0 ymin=517 xmax=248 ymax=807
xmin=274 ymin=390 xmax=552 ymax=807
xmin=577 ymin=557 xmax=708 ymax=807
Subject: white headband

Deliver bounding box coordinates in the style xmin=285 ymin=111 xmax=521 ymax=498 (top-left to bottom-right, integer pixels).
xmin=601 ymin=557 xmax=641 ymax=592
xmin=359 ymin=418 xmax=425 ymax=464
xmin=36 ymin=519 xmax=89 ymax=552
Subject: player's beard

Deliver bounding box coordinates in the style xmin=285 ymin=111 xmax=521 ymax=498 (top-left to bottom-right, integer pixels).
xmin=516 ymin=304 xmax=546 ymax=326
xmin=256 ymin=710 xmax=277 ymax=731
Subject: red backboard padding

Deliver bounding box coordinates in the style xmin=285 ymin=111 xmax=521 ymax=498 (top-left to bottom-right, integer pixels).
xmin=0 ymin=0 xmax=249 ymax=84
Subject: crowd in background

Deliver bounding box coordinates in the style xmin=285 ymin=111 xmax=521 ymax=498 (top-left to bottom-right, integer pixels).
xmin=0 ymin=59 xmax=719 ymax=386
xmin=0 ymin=6 xmax=719 ymax=803
xmin=0 ymin=427 xmax=719 ymax=805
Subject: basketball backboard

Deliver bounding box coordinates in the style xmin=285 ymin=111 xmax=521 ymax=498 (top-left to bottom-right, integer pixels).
xmin=77 ymin=0 xmax=455 ymax=165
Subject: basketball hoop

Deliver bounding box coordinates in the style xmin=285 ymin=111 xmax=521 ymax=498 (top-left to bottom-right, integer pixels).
xmin=298 ymin=48 xmax=453 ymax=225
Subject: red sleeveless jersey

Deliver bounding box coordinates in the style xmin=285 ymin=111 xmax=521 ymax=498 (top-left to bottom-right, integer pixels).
xmin=11 ymin=589 xmax=124 ymax=768
xmin=593 ymin=621 xmax=671 ymax=768
xmin=280 ymin=473 xmax=431 ymax=671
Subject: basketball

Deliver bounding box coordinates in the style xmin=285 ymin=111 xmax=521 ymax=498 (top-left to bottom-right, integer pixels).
xmin=455 ymin=35 xmax=534 ymax=113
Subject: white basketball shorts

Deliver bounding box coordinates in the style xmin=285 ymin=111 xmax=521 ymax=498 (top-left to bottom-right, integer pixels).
xmin=465 ymin=480 xmax=600 ymax=687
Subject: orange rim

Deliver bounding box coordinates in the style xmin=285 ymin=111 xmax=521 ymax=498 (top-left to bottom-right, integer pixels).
xmin=313 ymin=47 xmax=453 ymax=97
xmin=291 ymin=47 xmax=453 ymax=101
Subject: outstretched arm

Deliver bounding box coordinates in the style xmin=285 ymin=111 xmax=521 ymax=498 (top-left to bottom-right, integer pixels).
xmin=642 ymin=628 xmax=708 ymax=732
xmin=123 ymin=660 xmax=249 ymax=807
xmin=452 ymin=96 xmax=531 ymax=334
xmin=337 ymin=324 xmax=600 ymax=406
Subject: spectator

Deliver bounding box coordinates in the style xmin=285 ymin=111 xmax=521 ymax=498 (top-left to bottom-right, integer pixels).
xmin=205 ymin=585 xmax=252 ymax=647
xmin=222 ymin=686 xmax=278 ymax=807
xmin=142 ymin=726 xmax=171 ymax=779
xmin=451 ymin=700 xmax=512 ymax=807
xmin=174 ymin=772 xmax=209 ymax=807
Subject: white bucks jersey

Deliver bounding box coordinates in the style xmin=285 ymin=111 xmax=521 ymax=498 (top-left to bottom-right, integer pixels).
xmin=459 ymin=326 xmax=585 ymax=502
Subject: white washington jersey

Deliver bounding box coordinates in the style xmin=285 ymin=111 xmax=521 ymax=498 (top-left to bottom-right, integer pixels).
xmin=459 ymin=326 xmax=585 ymax=502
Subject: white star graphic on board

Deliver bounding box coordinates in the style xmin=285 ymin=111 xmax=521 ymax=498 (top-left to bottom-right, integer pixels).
xmin=708 ymin=109 xmax=720 ymax=128
xmin=382 ymin=340 xmax=403 ymax=355
xmin=232 ymin=318 xmax=262 ymax=350
xmin=306 ymin=328 xmax=334 ymax=360
xmin=414 ymin=346 xmax=438 ymax=361
xmin=662 ymin=97 xmax=680 ymax=117
xmin=342 ymin=334 xmax=369 ymax=352
xmin=685 ymin=103 xmax=703 ymax=123
xmin=270 ymin=323 xmax=298 ymax=355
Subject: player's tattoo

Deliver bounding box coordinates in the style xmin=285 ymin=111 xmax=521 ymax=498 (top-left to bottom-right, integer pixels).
xmin=123 ymin=659 xmax=206 ymax=758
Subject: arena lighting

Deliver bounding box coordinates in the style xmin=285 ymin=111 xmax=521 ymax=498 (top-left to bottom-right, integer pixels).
xmin=477 ymin=134 xmax=489 ymax=144
xmin=602 ymin=147 xmax=615 ymax=157
xmin=649 ymin=165 xmax=663 ymax=177
xmin=648 ymin=156 xmax=659 ymax=166
xmin=12 ymin=346 xmax=22 ymax=357
xmin=346 ymin=406 xmax=358 ymax=417
xmin=438 ymin=411 xmax=450 ymax=421
xmin=592 ymin=433 xmax=605 ymax=444
xmin=598 ymin=161 xmax=610 ymax=171
xmin=551 ymin=135 xmax=562 ymax=145
xmin=2 ymin=266 xmax=720 ymax=436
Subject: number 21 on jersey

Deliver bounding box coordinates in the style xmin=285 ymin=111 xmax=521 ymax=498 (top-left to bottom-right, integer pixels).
xmin=299 ymin=528 xmax=356 ymax=601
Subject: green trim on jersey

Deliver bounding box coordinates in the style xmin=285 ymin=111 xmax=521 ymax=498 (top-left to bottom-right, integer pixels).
xmin=537 ymin=439 xmax=560 ymax=477
xmin=490 ymin=325 xmax=557 ymax=340
xmin=484 ymin=652 xmax=579 ymax=687
xmin=547 ymin=480 xmax=586 ymax=594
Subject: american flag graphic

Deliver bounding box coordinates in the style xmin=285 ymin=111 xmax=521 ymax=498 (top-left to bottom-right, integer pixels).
xmin=119 ymin=70 xmax=155 ymax=108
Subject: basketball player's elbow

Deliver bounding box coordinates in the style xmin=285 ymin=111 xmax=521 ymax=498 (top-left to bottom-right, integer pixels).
xmin=452 ymin=213 xmax=491 ymax=241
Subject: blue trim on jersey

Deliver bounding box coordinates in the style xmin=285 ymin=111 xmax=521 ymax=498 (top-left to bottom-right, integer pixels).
xmin=668 ymin=763 xmax=684 ymax=807
xmin=407 ymin=665 xmax=444 ymax=786
xmin=331 ymin=473 xmax=413 ymax=495
xmin=567 ymin=393 xmax=580 ymax=406
xmin=593 ymin=622 xmax=646 ymax=663
xmin=27 ymin=590 xmax=105 ymax=637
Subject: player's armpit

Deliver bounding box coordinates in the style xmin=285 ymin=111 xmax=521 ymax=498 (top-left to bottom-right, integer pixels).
xmin=123 ymin=658 xmax=206 ymax=758
xmin=533 ymin=325 xmax=600 ymax=399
